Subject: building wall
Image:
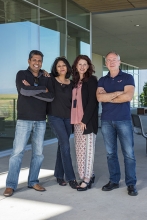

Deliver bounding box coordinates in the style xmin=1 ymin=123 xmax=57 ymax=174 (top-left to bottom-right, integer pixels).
xmin=92 ymin=53 xmax=103 ymax=115
xmin=92 ymin=53 xmax=103 ymax=79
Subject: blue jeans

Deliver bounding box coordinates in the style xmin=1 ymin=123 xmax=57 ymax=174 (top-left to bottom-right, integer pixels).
xmin=48 ymin=115 xmax=76 ymax=181
xmin=101 ymin=120 xmax=137 ymax=186
xmin=6 ymin=120 xmax=46 ymax=190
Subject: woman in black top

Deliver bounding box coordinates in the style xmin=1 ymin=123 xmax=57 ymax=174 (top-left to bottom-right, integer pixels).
xmin=71 ymin=55 xmax=98 ymax=191
xmin=47 ymin=57 xmax=79 ymax=189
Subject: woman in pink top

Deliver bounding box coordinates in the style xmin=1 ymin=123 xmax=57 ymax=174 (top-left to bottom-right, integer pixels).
xmin=71 ymin=55 xmax=98 ymax=191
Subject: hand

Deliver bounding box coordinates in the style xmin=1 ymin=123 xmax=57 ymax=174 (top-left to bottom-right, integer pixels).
xmin=98 ymin=87 xmax=106 ymax=94
xmin=45 ymin=88 xmax=48 ymax=93
xmin=22 ymin=80 xmax=30 ymax=86
xmin=43 ymin=70 xmax=50 ymax=77
xmin=80 ymin=122 xmax=86 ymax=132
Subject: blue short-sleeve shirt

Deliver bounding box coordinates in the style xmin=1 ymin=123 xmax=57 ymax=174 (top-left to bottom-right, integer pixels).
xmin=98 ymin=70 xmax=135 ymax=121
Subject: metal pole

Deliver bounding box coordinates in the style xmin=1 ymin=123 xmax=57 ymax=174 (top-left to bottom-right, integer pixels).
xmin=13 ymin=99 xmax=16 ymax=124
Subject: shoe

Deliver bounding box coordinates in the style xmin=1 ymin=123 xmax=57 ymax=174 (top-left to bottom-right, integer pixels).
xmin=102 ymin=181 xmax=119 ymax=191
xmin=69 ymin=180 xmax=79 ymax=189
xmin=90 ymin=174 xmax=95 ymax=183
xmin=28 ymin=184 xmax=46 ymax=191
xmin=57 ymin=178 xmax=67 ymax=186
xmin=79 ymin=181 xmax=82 ymax=185
xmin=127 ymin=185 xmax=138 ymax=196
xmin=77 ymin=180 xmax=92 ymax=191
xmin=3 ymin=188 xmax=14 ymax=197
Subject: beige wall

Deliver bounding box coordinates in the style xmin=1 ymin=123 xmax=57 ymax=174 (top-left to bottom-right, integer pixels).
xmin=92 ymin=53 xmax=103 ymax=79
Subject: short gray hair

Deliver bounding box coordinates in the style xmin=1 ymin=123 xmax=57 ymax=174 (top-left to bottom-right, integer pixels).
xmin=105 ymin=51 xmax=120 ymax=62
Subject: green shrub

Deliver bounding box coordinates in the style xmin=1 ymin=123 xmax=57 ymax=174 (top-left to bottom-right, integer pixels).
xmin=139 ymin=82 xmax=147 ymax=106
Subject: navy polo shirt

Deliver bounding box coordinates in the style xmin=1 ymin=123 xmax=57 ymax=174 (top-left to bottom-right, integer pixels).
xmin=98 ymin=70 xmax=135 ymax=121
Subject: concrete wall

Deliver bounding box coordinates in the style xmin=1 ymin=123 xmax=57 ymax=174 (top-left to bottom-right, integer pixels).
xmin=92 ymin=53 xmax=103 ymax=79
xmin=92 ymin=53 xmax=103 ymax=118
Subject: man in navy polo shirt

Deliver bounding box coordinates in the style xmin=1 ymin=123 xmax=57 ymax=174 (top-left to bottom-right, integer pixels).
xmin=97 ymin=51 xmax=138 ymax=196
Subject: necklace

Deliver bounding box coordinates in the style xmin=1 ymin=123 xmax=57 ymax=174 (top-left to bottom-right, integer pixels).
xmin=57 ymin=77 xmax=69 ymax=85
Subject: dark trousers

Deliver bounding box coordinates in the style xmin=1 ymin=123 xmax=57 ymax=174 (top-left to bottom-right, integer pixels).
xmin=48 ymin=115 xmax=76 ymax=181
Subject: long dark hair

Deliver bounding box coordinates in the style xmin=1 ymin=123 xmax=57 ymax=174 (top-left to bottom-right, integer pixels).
xmin=72 ymin=55 xmax=95 ymax=86
xmin=51 ymin=57 xmax=72 ymax=79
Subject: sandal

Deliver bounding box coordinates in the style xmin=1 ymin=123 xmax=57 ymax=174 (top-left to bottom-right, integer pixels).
xmin=57 ymin=178 xmax=67 ymax=186
xmin=69 ymin=180 xmax=79 ymax=189
xmin=77 ymin=180 xmax=92 ymax=191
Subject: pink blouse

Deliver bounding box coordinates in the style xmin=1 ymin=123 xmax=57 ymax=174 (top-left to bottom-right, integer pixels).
xmin=71 ymin=82 xmax=84 ymax=124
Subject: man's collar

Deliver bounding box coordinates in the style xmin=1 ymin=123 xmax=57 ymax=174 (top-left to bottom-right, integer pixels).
xmin=106 ymin=69 xmax=122 ymax=77
xmin=27 ymin=67 xmax=43 ymax=77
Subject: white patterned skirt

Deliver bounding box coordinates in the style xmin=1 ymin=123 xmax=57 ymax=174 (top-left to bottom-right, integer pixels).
xmin=74 ymin=124 xmax=96 ymax=179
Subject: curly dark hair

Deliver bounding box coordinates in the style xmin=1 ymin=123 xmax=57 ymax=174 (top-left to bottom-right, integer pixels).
xmin=51 ymin=57 xmax=72 ymax=79
xmin=72 ymin=55 xmax=95 ymax=86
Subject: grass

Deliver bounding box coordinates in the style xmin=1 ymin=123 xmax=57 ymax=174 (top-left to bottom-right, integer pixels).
xmin=0 ymin=95 xmax=17 ymax=120
xmin=0 ymin=94 xmax=18 ymax=99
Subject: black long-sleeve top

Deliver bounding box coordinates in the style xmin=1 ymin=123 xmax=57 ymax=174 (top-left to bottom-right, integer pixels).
xmin=16 ymin=68 xmax=54 ymax=121
xmin=81 ymin=75 xmax=99 ymax=135
xmin=47 ymin=77 xmax=73 ymax=118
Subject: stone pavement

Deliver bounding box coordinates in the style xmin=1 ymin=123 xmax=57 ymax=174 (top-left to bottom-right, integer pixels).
xmin=0 ymin=130 xmax=147 ymax=220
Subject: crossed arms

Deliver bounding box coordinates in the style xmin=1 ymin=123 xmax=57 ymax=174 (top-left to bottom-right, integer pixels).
xmin=16 ymin=71 xmax=54 ymax=102
xmin=21 ymin=79 xmax=54 ymax=102
xmin=96 ymin=85 xmax=134 ymax=103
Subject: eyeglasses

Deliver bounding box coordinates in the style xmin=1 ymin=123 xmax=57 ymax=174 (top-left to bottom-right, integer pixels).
xmin=106 ymin=59 xmax=119 ymax=63
xmin=34 ymin=77 xmax=39 ymax=86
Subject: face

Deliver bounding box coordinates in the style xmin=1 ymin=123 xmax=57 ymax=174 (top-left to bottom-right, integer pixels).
xmin=105 ymin=53 xmax=120 ymax=72
xmin=76 ymin=59 xmax=89 ymax=75
xmin=28 ymin=55 xmax=43 ymax=74
xmin=56 ymin=60 xmax=67 ymax=76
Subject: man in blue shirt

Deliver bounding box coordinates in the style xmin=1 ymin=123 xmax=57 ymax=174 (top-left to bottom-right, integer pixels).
xmin=97 ymin=51 xmax=138 ymax=196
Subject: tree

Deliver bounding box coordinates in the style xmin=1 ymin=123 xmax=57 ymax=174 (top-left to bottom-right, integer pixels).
xmin=139 ymin=82 xmax=147 ymax=106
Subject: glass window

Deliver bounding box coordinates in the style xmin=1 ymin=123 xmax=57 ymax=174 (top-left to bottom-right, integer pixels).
xmin=134 ymin=68 xmax=139 ymax=75
xmin=0 ymin=95 xmax=17 ymax=151
xmin=133 ymin=73 xmax=139 ymax=107
xmin=0 ymin=0 xmax=39 ymax=151
xmin=103 ymin=66 xmax=108 ymax=76
xmin=121 ymin=63 xmax=128 ymax=72
xmin=40 ymin=9 xmax=66 ymax=70
xmin=0 ymin=1 xmax=5 ymax=24
xmin=103 ymin=57 xmax=105 ymax=66
xmin=0 ymin=0 xmax=91 ymax=152
xmin=27 ymin=0 xmax=66 ymax=18
xmin=67 ymin=22 xmax=90 ymax=65
xmin=0 ymin=0 xmax=39 ymax=96
xmin=67 ymin=0 xmax=90 ymax=30
xmin=0 ymin=0 xmax=61 ymax=151
xmin=128 ymin=66 xmax=134 ymax=74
